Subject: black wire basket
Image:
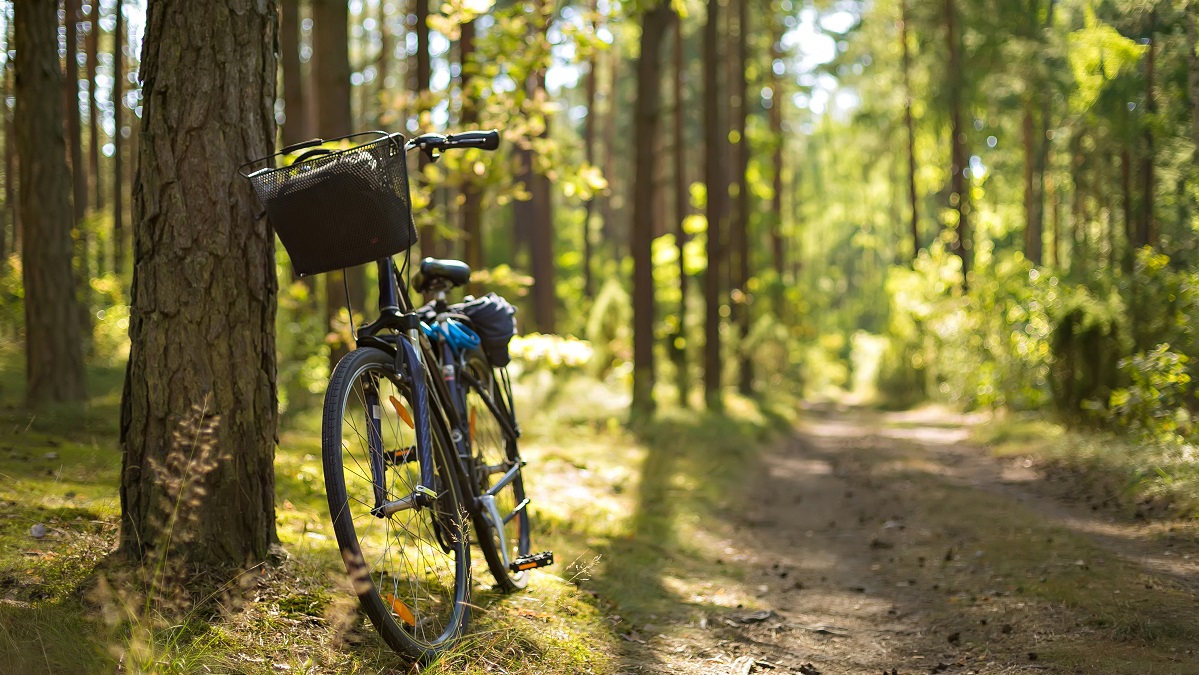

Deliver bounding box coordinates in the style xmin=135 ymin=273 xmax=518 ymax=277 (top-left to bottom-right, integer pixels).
xmin=241 ymin=131 xmax=417 ymax=277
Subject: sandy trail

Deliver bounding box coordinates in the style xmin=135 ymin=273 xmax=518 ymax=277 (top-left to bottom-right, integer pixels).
xmin=615 ymin=405 xmax=1199 ymax=675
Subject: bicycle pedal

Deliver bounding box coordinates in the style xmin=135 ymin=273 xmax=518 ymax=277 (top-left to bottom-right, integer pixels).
xmin=509 ymin=551 xmax=554 ymax=573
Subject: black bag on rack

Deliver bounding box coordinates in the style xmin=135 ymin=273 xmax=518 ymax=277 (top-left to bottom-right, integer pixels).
xmin=459 ymin=293 xmax=518 ymax=367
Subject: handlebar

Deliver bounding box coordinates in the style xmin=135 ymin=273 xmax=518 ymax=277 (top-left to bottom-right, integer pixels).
xmin=407 ymin=130 xmax=501 ymax=158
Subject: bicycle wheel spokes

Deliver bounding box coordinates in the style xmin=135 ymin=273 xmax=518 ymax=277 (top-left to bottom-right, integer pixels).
xmin=324 ymin=348 xmax=469 ymax=656
xmin=466 ymin=367 xmax=530 ymax=589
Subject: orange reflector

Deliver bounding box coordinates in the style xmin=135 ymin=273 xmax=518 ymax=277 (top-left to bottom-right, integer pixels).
xmin=518 ymin=562 xmax=537 ymax=570
xmin=389 ymin=396 xmax=414 ymax=429
xmin=385 ymin=594 xmax=416 ymax=626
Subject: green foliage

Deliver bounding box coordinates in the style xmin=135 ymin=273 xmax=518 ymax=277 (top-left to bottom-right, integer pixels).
xmin=1107 ymin=344 xmax=1193 ymax=440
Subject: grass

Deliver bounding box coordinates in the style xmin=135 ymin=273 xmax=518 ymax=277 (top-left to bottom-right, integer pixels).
xmin=0 ymin=349 xmax=794 ymax=674
xmin=974 ymin=413 xmax=1199 ymax=519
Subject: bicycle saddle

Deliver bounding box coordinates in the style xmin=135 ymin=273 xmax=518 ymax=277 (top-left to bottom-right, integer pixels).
xmin=414 ymin=257 xmax=471 ymax=292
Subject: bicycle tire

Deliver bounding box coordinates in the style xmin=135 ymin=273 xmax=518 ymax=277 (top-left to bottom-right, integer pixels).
xmin=461 ymin=350 xmax=532 ymax=591
xmin=322 ymin=346 xmax=470 ymax=659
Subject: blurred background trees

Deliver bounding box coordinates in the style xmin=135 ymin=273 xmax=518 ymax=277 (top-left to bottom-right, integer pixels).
xmin=0 ymin=0 xmax=1197 ymax=447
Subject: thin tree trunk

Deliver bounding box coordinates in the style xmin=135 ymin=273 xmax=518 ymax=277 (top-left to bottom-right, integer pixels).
xmin=581 ymin=0 xmax=598 ymax=300
xmin=901 ymin=0 xmax=919 ymax=259
xmin=313 ymin=0 xmax=364 ymax=367
xmin=1140 ymin=12 xmax=1156 ymax=249
xmin=601 ymin=51 xmax=621 ymax=255
xmin=376 ymin=0 xmax=390 ymax=125
xmin=703 ymin=0 xmax=725 ymax=410
xmin=527 ymin=3 xmax=555 ymax=333
xmin=415 ymin=0 xmax=435 ymax=258
xmin=3 ymin=17 xmax=14 ymax=261
xmin=15 ymin=0 xmax=87 ymax=405
xmin=672 ymin=8 xmax=689 ymax=405
xmin=631 ymin=3 xmax=673 ymax=416
xmin=460 ymin=20 xmax=482 ymax=277
xmin=1050 ymin=178 xmax=1060 ymax=268
xmin=281 ymin=0 xmax=307 ymax=148
xmin=945 ymin=0 xmax=970 ymax=286
xmin=87 ymin=1 xmax=102 ymax=215
xmin=64 ymin=0 xmax=86 ymax=223
xmin=120 ymin=0 xmax=278 ymax=568
xmin=113 ymin=0 xmax=125 ymax=276
xmin=1187 ymin=2 xmax=1199 ymax=170
xmin=1022 ymin=98 xmax=1042 ymax=264
xmin=733 ymin=0 xmax=752 ymax=396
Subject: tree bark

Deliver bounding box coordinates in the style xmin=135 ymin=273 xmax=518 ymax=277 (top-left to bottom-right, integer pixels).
xmin=86 ymin=0 xmax=102 ymax=215
xmin=671 ymin=8 xmax=689 ymax=405
xmin=945 ymin=0 xmax=970 ymax=286
xmin=631 ymin=3 xmax=673 ymax=416
xmin=113 ymin=0 xmax=125 ymax=276
xmin=901 ymin=0 xmax=919 ymax=260
xmin=703 ymin=0 xmax=725 ymax=410
xmin=120 ymin=0 xmax=279 ymax=568
xmin=313 ymin=0 xmax=364 ymax=366
xmin=15 ymin=0 xmax=87 ymax=406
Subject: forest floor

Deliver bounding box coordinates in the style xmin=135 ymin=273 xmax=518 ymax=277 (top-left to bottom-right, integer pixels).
xmin=3 ymin=358 xmax=1199 ymax=674
xmin=609 ymin=404 xmax=1199 ymax=675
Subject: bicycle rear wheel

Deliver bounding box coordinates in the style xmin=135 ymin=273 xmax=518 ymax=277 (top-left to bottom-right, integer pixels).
xmin=462 ymin=352 xmax=532 ymax=591
xmin=322 ymin=347 xmax=470 ymax=659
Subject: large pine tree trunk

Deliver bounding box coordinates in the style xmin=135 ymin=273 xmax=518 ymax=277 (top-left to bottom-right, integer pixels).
xmin=113 ymin=0 xmax=125 ymax=276
xmin=703 ymin=0 xmax=725 ymax=410
xmin=120 ymin=0 xmax=278 ymax=568
xmin=15 ymin=0 xmax=87 ymax=406
xmin=631 ymin=3 xmax=673 ymax=416
xmin=313 ymin=0 xmax=364 ymax=366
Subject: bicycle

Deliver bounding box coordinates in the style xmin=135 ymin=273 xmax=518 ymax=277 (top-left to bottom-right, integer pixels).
xmin=241 ymin=130 xmax=552 ymax=659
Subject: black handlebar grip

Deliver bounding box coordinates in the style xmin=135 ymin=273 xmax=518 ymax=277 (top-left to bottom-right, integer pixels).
xmin=447 ymin=130 xmax=500 ymax=151
xmin=280 ymin=137 xmax=325 ymax=155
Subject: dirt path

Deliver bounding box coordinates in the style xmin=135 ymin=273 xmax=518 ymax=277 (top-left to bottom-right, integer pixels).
xmin=615 ymin=405 xmax=1199 ymax=675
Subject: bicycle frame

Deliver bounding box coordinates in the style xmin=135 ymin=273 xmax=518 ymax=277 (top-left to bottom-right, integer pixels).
xmin=352 ymin=255 xmax=520 ymax=548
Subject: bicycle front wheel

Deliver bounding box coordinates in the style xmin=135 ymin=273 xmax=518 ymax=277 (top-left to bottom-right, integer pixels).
xmin=322 ymin=347 xmax=470 ymax=659
xmin=462 ymin=352 xmax=532 ymax=591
